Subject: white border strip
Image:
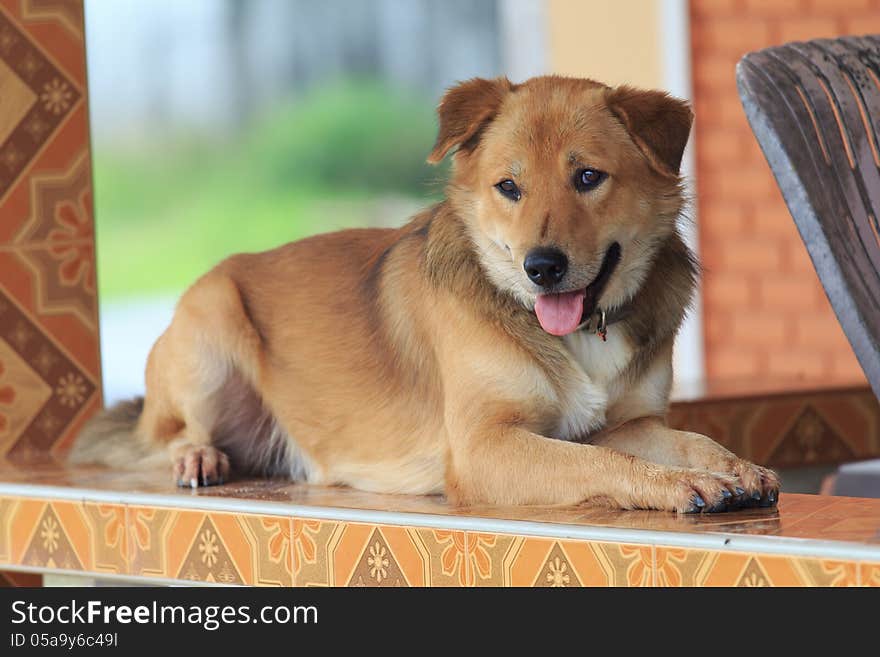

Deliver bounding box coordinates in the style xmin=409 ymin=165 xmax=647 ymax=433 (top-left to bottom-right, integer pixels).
xmin=661 ymin=0 xmax=706 ymax=385
xmin=2 ymin=482 xmax=878 ymax=563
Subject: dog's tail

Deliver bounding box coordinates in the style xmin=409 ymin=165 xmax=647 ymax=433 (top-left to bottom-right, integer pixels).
xmin=69 ymin=397 xmax=167 ymax=469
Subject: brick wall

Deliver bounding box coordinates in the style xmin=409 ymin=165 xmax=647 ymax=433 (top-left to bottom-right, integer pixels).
xmin=690 ymin=0 xmax=879 ymax=382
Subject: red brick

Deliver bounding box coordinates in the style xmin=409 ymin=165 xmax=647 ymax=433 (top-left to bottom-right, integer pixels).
xmin=842 ymin=15 xmax=880 ymax=35
xmin=812 ymin=279 xmax=835 ymax=309
xmin=768 ymin=350 xmax=827 ymax=378
xmin=783 ymin=241 xmax=818 ymax=274
xmin=691 ymin=0 xmax=740 ymax=19
xmin=743 ymin=0 xmax=805 ymax=15
xmin=698 ymin=130 xmax=747 ymax=161
xmin=693 ymin=17 xmax=773 ymax=54
xmin=703 ymin=168 xmax=779 ymax=202
xmin=750 ymin=199 xmax=800 ymax=238
xmin=703 ymin=272 xmax=753 ymax=307
xmin=725 ymin=238 xmax=785 ymax=271
xmin=730 ymin=312 xmax=788 ymax=345
xmin=827 ymin=350 xmax=868 ymax=381
xmin=778 ymin=17 xmax=841 ymax=43
xmin=693 ymin=96 xmax=748 ymax=127
xmin=808 ymin=0 xmax=871 ymax=11
xmin=758 ymin=277 xmax=820 ymax=309
xmin=742 ymin=139 xmax=773 ymax=168
xmin=703 ymin=312 xmax=731 ymax=343
xmin=700 ymin=202 xmax=751 ymax=238
xmin=693 ymin=55 xmax=741 ymax=90
xmin=792 ymin=314 xmax=854 ymax=350
xmin=709 ymin=347 xmax=761 ymax=378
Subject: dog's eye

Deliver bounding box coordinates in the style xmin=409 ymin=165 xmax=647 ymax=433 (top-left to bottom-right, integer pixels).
xmin=495 ymin=179 xmax=521 ymax=202
xmin=574 ymin=168 xmax=607 ymax=193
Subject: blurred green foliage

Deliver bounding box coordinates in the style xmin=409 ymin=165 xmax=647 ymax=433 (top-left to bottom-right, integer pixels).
xmin=249 ymin=82 xmax=446 ymax=193
xmin=94 ymin=81 xmax=447 ymax=300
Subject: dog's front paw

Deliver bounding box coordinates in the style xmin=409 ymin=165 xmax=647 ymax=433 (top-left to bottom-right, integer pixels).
xmin=658 ymin=469 xmax=742 ymax=514
xmin=172 ymin=444 xmax=230 ymax=488
xmin=726 ymin=459 xmax=780 ymax=509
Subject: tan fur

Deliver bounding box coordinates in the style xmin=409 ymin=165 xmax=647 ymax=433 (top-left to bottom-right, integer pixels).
xmin=72 ymin=76 xmax=779 ymax=511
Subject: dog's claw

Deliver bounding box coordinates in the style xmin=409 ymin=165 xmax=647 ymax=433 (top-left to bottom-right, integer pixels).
xmin=735 ymin=487 xmax=745 ymax=496
xmin=190 ymin=477 xmax=198 ymax=490
xmin=721 ymin=489 xmax=732 ymax=499
xmin=759 ymin=490 xmax=779 ymax=508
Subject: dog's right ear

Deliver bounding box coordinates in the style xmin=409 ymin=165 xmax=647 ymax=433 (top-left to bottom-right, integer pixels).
xmin=427 ymin=77 xmax=512 ymax=164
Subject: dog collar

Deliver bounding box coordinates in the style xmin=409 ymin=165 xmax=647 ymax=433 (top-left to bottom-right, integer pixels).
xmin=582 ymin=304 xmax=632 ymax=342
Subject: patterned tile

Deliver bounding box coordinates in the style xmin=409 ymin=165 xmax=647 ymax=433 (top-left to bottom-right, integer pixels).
xmin=2 ymin=497 xmax=127 ymax=574
xmin=467 ymin=533 xmax=655 ymax=587
xmin=0 ymin=495 xmax=13 ymax=563
xmin=668 ymin=387 xmax=880 ymax=468
xmin=293 ymin=519 xmax=463 ymax=586
xmin=0 ymin=270 xmax=99 ymax=458
xmin=18 ymin=0 xmax=84 ymax=41
xmin=0 ymin=1 xmax=83 ymax=209
xmin=0 ymin=498 xmax=124 ymax=578
xmin=0 ymin=0 xmax=99 ymax=458
xmin=10 ymin=154 xmax=97 ymax=327
xmin=860 ymin=562 xmax=880 ymax=587
xmin=126 ymin=507 xmax=292 ymax=586
xmin=654 ymin=547 xmax=859 ymax=587
xmin=81 ymin=502 xmax=126 ymax=574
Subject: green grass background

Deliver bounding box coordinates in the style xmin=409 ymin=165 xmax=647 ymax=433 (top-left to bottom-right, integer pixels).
xmin=94 ymin=82 xmax=448 ymax=300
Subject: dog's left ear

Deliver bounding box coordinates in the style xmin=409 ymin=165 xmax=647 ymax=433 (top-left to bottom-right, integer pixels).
xmin=427 ymin=77 xmax=513 ymax=164
xmin=605 ymin=86 xmax=693 ymax=178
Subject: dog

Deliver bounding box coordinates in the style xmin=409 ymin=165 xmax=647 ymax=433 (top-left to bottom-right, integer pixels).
xmin=72 ymin=75 xmax=780 ymax=513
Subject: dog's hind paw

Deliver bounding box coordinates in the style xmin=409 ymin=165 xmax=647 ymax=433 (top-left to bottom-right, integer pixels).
xmin=172 ymin=444 xmax=230 ymax=488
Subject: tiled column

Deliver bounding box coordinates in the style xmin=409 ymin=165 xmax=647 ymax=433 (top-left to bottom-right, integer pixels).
xmin=0 ymin=0 xmax=100 ymax=461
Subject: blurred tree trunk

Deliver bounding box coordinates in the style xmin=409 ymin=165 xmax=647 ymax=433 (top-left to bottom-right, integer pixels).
xmin=227 ymin=0 xmax=254 ymax=132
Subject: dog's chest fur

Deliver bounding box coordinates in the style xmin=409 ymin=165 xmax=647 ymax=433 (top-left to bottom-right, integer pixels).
xmin=551 ymin=327 xmax=634 ymax=441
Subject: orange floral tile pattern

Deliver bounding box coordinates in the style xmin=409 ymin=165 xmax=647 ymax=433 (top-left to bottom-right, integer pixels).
xmin=0 ymin=0 xmax=100 ymax=459
xmin=293 ymin=520 xmax=464 ymax=586
xmin=0 ymin=496 xmax=879 ymax=586
xmin=127 ymin=507 xmax=291 ymax=586
xmin=860 ymin=563 xmax=880 ymax=587
xmin=468 ymin=534 xmax=656 ymax=587
xmin=668 ymin=387 xmax=880 ymax=468
xmin=655 ymin=547 xmax=860 ymax=587
xmin=0 ymin=496 xmax=125 ymax=574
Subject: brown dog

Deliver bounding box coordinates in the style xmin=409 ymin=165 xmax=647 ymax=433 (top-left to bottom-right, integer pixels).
xmin=72 ymin=75 xmax=780 ymax=513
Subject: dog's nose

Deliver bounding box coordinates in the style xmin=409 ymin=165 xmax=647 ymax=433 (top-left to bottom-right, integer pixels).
xmin=524 ymin=248 xmax=568 ymax=287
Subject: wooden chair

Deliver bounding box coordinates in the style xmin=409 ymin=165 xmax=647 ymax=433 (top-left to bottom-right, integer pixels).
xmin=737 ymin=35 xmax=880 ymax=401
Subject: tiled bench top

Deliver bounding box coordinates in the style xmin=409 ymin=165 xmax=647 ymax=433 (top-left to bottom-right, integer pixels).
xmin=0 ymin=459 xmax=878 ymax=586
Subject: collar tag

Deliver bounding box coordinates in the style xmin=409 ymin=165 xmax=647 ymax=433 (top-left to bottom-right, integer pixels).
xmin=595 ymin=307 xmax=607 ymax=342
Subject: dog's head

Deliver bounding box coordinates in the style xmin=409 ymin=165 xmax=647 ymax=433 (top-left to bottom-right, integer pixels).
xmin=428 ymin=76 xmax=692 ymax=336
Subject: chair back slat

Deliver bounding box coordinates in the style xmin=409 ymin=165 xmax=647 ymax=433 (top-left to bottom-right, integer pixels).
xmin=738 ymin=36 xmax=880 ymax=399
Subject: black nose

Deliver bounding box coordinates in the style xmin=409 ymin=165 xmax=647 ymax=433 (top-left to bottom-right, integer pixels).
xmin=524 ymin=248 xmax=568 ymax=287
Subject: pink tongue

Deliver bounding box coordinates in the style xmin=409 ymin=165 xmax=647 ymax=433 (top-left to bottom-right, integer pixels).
xmin=534 ymin=291 xmax=584 ymax=336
